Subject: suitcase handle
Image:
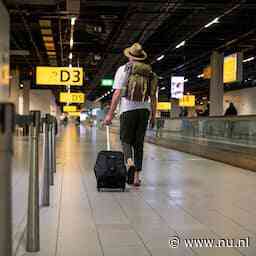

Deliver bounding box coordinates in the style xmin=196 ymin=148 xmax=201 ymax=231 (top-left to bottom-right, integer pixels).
xmin=106 ymin=125 xmax=110 ymax=151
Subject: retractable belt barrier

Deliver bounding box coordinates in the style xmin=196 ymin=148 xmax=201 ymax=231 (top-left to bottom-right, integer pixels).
xmin=0 ymin=102 xmax=58 ymax=254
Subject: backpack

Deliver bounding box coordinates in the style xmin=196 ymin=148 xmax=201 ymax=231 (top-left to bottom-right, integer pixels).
xmin=124 ymin=62 xmax=158 ymax=102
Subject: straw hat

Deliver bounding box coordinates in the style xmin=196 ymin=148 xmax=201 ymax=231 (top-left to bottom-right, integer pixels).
xmin=124 ymin=43 xmax=148 ymax=61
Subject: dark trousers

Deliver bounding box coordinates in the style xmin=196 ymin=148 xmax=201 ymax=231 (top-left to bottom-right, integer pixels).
xmin=120 ymin=109 xmax=149 ymax=172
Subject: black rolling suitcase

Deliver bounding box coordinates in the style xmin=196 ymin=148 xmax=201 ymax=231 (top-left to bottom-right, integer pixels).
xmin=94 ymin=126 xmax=127 ymax=192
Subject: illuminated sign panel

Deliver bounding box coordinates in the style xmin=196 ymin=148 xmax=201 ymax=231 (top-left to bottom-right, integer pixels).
xmin=157 ymin=102 xmax=172 ymax=111
xmin=59 ymin=93 xmax=85 ymax=103
xmin=63 ymin=105 xmax=77 ymax=112
xmin=69 ymin=112 xmax=81 ymax=117
xmin=101 ymin=79 xmax=114 ymax=87
xmin=36 ymin=66 xmax=83 ymax=86
xmin=179 ymin=95 xmax=195 ymax=107
xmin=171 ymin=76 xmax=184 ymax=99
xmin=223 ymin=54 xmax=237 ymax=83
xmin=203 ymin=53 xmax=242 ymax=83
xmin=203 ymin=66 xmax=212 ymax=79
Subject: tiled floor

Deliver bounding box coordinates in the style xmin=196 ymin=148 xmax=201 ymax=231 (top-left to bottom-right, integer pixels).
xmin=16 ymin=124 xmax=256 ymax=256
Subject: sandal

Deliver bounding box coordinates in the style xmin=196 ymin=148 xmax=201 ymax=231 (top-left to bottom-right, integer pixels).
xmin=127 ymin=166 xmax=136 ymax=185
xmin=133 ymin=179 xmax=142 ymax=187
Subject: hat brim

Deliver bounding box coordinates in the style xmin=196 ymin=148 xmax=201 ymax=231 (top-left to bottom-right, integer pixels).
xmin=124 ymin=47 xmax=147 ymax=61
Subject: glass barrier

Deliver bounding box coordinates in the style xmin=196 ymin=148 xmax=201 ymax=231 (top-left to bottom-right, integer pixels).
xmin=149 ymin=116 xmax=256 ymax=147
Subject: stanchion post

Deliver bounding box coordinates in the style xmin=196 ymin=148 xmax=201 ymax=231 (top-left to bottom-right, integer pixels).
xmin=0 ymin=103 xmax=15 ymax=256
xmin=48 ymin=116 xmax=54 ymax=186
xmin=26 ymin=111 xmax=40 ymax=252
xmin=42 ymin=114 xmax=50 ymax=206
xmin=52 ymin=118 xmax=56 ymax=173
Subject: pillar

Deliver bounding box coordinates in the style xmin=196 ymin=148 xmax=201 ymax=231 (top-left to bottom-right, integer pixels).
xmin=210 ymin=51 xmax=224 ymax=116
xmin=22 ymin=80 xmax=30 ymax=115
xmin=0 ymin=1 xmax=10 ymax=102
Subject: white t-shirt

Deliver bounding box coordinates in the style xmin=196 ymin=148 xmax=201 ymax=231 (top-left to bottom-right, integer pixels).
xmin=113 ymin=64 xmax=151 ymax=115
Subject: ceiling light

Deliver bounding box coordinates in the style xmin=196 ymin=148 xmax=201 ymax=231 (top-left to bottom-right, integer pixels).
xmin=47 ymin=51 xmax=56 ymax=56
xmin=184 ymin=78 xmax=188 ymax=83
xmin=43 ymin=36 xmax=53 ymax=42
xmin=204 ymin=17 xmax=220 ymax=28
xmin=45 ymin=42 xmax=55 ymax=49
xmin=39 ymin=20 xmax=51 ymax=28
xmin=243 ymin=57 xmax=255 ymax=63
xmin=70 ymin=38 xmax=74 ymax=48
xmin=160 ymin=87 xmax=166 ymax=90
xmin=69 ymin=52 xmax=73 ymax=59
xmin=157 ymin=55 xmax=165 ymax=61
xmin=41 ymin=29 xmax=52 ymax=35
xmin=19 ymin=83 xmax=24 ymax=88
xmin=197 ymin=74 xmax=204 ymax=78
xmin=175 ymin=40 xmax=186 ymax=49
xmin=71 ymin=17 xmax=76 ymax=26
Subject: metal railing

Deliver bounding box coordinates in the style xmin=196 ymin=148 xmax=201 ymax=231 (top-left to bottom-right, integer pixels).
xmin=0 ymin=103 xmax=58 ymax=255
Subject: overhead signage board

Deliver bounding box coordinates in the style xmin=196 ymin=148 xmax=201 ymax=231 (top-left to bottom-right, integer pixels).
xmin=179 ymin=95 xmax=195 ymax=107
xmin=171 ymin=76 xmax=184 ymax=99
xmin=203 ymin=66 xmax=212 ymax=79
xmin=157 ymin=102 xmax=172 ymax=111
xmin=223 ymin=53 xmax=238 ymax=83
xmin=59 ymin=92 xmax=85 ymax=103
xmin=101 ymin=79 xmax=114 ymax=87
xmin=36 ymin=66 xmax=83 ymax=86
xmin=69 ymin=112 xmax=81 ymax=117
xmin=63 ymin=105 xmax=77 ymax=112
xmin=203 ymin=53 xmax=243 ymax=83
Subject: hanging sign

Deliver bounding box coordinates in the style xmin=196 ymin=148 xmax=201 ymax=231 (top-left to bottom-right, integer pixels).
xmin=63 ymin=105 xmax=77 ymax=112
xmin=171 ymin=76 xmax=184 ymax=99
xmin=59 ymin=92 xmax=85 ymax=103
xmin=157 ymin=102 xmax=172 ymax=111
xmin=179 ymin=95 xmax=195 ymax=107
xmin=36 ymin=66 xmax=83 ymax=86
xmin=69 ymin=112 xmax=81 ymax=117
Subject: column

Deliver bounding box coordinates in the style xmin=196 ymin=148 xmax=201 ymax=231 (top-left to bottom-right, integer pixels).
xmin=0 ymin=1 xmax=10 ymax=101
xmin=209 ymin=51 xmax=224 ymax=116
xmin=22 ymin=80 xmax=30 ymax=115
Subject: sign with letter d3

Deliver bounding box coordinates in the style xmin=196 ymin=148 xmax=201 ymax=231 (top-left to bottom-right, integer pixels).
xmin=60 ymin=92 xmax=85 ymax=103
xmin=36 ymin=66 xmax=83 ymax=86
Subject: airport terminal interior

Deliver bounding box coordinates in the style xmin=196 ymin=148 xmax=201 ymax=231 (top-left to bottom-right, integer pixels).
xmin=1 ymin=0 xmax=256 ymax=255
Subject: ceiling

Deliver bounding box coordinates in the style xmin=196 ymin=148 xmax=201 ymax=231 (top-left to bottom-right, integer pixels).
xmin=3 ymin=0 xmax=256 ymax=104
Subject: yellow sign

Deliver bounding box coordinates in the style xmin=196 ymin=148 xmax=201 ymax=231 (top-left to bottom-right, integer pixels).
xmin=203 ymin=54 xmax=239 ymax=83
xmin=60 ymin=92 xmax=85 ymax=103
xmin=69 ymin=112 xmax=80 ymax=117
xmin=157 ymin=102 xmax=172 ymax=111
xmin=203 ymin=66 xmax=212 ymax=79
xmin=224 ymin=54 xmax=237 ymax=83
xmin=36 ymin=66 xmax=83 ymax=86
xmin=179 ymin=95 xmax=195 ymax=107
xmin=63 ymin=105 xmax=77 ymax=112
xmin=0 ymin=64 xmax=9 ymax=86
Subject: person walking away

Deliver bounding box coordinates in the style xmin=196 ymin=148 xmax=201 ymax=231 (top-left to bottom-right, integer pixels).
xmin=104 ymin=43 xmax=158 ymax=186
xmin=225 ymin=102 xmax=238 ymax=116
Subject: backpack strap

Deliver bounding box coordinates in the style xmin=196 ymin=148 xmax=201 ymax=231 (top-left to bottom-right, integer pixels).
xmin=123 ymin=63 xmax=133 ymax=98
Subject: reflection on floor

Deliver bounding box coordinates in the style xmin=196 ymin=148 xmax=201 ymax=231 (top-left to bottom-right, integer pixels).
xmin=16 ymin=124 xmax=256 ymax=256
